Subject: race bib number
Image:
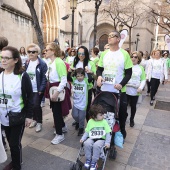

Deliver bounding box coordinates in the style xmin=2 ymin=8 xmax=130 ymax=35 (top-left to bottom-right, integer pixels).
xmin=89 ymin=127 xmax=106 ymax=139
xmin=104 ymin=74 xmax=115 ymax=85
xmin=0 ymin=94 xmax=12 ymax=108
xmin=73 ymin=85 xmax=84 ymax=93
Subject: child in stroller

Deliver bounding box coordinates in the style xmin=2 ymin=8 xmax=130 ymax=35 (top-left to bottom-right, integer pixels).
xmin=80 ymin=104 xmax=111 ymax=170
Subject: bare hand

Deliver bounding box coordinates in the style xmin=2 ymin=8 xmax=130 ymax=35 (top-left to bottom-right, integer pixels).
xmin=51 ymin=91 xmax=59 ymax=101
xmin=137 ymin=88 xmax=142 ymax=93
xmin=85 ymin=66 xmax=91 ymax=73
xmin=25 ymin=118 xmax=32 ymax=127
xmin=80 ymin=139 xmax=83 ymax=143
xmin=105 ymin=144 xmax=110 ymax=149
xmin=97 ymin=76 xmax=104 ymax=87
xmin=68 ymin=68 xmax=72 ymax=72
xmin=114 ymin=84 xmax=122 ymax=90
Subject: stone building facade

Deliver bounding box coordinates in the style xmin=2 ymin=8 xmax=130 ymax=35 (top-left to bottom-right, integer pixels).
xmin=0 ymin=0 xmax=156 ymax=53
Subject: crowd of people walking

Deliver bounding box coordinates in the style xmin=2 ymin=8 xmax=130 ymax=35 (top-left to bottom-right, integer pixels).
xmin=0 ymin=30 xmax=169 ymax=170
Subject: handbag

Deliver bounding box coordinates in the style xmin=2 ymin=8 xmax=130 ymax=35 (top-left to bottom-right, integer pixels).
xmin=49 ymin=86 xmax=65 ymax=102
xmin=2 ymin=72 xmax=26 ymax=127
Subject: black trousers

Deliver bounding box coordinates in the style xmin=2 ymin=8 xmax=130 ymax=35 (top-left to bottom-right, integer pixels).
xmin=86 ymin=89 xmax=93 ymax=121
xmin=51 ymin=102 xmax=65 ymax=135
xmin=113 ymin=92 xmax=128 ymax=133
xmin=4 ymin=124 xmax=25 ymax=170
xmin=32 ymin=92 xmax=44 ymax=123
xmin=150 ymin=78 xmax=160 ymax=100
xmin=127 ymin=94 xmax=139 ymax=121
xmin=146 ymin=80 xmax=151 ymax=93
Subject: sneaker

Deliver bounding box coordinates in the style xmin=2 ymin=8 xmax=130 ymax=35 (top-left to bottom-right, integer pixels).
xmin=150 ymin=100 xmax=154 ymax=106
xmin=121 ymin=130 xmax=127 ymax=139
xmin=35 ymin=123 xmax=42 ymax=132
xmin=72 ymin=121 xmax=77 ymax=126
xmin=3 ymin=161 xmax=13 ymax=170
xmin=90 ymin=162 xmax=97 ymax=170
xmin=62 ymin=125 xmax=68 ymax=133
xmin=130 ymin=120 xmax=135 ymax=127
xmin=51 ymin=134 xmax=65 ymax=145
xmin=29 ymin=121 xmax=37 ymax=128
xmin=84 ymin=159 xmax=91 ymax=169
xmin=41 ymin=102 xmax=45 ymax=107
xmin=78 ymin=128 xmax=84 ymax=136
xmin=75 ymin=123 xmax=79 ymax=130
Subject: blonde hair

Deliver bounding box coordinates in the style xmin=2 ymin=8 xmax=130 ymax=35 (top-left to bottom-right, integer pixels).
xmin=27 ymin=43 xmax=41 ymax=54
xmin=131 ymin=51 xmax=142 ymax=64
xmin=46 ymin=42 xmax=61 ymax=57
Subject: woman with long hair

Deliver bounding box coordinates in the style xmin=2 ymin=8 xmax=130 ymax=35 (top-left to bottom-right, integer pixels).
xmin=19 ymin=47 xmax=28 ymax=66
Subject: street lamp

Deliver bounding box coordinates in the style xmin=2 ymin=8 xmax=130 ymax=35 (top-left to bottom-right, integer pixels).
xmin=135 ymin=33 xmax=140 ymax=51
xmin=70 ymin=0 xmax=77 ymax=47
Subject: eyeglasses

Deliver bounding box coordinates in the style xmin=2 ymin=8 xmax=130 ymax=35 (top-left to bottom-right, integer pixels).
xmin=1 ymin=56 xmax=13 ymax=61
xmin=78 ymin=52 xmax=85 ymax=56
xmin=27 ymin=51 xmax=38 ymax=54
xmin=131 ymin=56 xmax=138 ymax=59
xmin=108 ymin=34 xmax=118 ymax=39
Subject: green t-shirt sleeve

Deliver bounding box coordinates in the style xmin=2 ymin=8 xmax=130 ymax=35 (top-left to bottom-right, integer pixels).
xmin=85 ymin=119 xmax=91 ymax=132
xmin=104 ymin=120 xmax=111 ymax=133
xmin=98 ymin=50 xmax=108 ymax=67
xmin=140 ymin=66 xmax=146 ymax=81
xmin=89 ymin=61 xmax=96 ymax=75
xmin=55 ymin=58 xmax=67 ymax=80
xmin=121 ymin=49 xmax=133 ymax=69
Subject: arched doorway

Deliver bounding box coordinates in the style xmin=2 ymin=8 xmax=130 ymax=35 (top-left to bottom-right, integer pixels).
xmin=99 ymin=34 xmax=108 ymax=51
xmin=43 ymin=0 xmax=59 ymax=43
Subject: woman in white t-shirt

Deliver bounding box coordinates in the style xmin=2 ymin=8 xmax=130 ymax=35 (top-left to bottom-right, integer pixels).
xmin=19 ymin=47 xmax=28 ymax=66
xmin=66 ymin=48 xmax=76 ymax=66
xmin=126 ymin=51 xmax=146 ymax=127
xmin=147 ymin=50 xmax=168 ymax=105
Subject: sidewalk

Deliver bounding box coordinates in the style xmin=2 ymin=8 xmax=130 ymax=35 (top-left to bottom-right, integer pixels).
xmin=1 ymin=81 xmax=170 ymax=170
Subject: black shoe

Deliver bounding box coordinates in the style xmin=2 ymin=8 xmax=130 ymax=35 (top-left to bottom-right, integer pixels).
xmin=150 ymin=100 xmax=154 ymax=106
xmin=78 ymin=128 xmax=84 ymax=136
xmin=121 ymin=130 xmax=127 ymax=139
xmin=130 ymin=120 xmax=135 ymax=127
xmin=72 ymin=121 xmax=77 ymax=126
xmin=75 ymin=123 xmax=79 ymax=130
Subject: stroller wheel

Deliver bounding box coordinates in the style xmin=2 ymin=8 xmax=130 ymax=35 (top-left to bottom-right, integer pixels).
xmin=109 ymin=147 xmax=117 ymax=159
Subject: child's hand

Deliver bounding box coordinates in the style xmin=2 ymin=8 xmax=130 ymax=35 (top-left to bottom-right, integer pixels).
xmin=80 ymin=139 xmax=84 ymax=143
xmin=105 ymin=144 xmax=110 ymax=148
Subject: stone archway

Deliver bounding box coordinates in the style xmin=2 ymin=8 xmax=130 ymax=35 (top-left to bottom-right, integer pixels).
xmin=43 ymin=0 xmax=59 ymax=43
xmin=89 ymin=23 xmax=114 ymax=50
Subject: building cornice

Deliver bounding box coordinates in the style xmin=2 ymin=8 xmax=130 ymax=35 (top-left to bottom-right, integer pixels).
xmin=60 ymin=29 xmax=78 ymax=35
xmin=0 ymin=3 xmax=32 ymax=21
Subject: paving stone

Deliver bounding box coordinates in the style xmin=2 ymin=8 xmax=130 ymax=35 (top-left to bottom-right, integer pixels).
xmin=144 ymin=109 xmax=170 ymax=130
xmin=128 ymin=131 xmax=170 ymax=169
xmin=105 ymin=160 xmax=126 ymax=170
xmin=125 ymin=165 xmax=143 ymax=170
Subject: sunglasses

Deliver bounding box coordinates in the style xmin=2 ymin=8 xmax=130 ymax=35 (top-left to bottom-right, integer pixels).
xmin=131 ymin=56 xmax=138 ymax=59
xmin=78 ymin=52 xmax=85 ymax=56
xmin=27 ymin=51 xmax=38 ymax=54
xmin=71 ymin=50 xmax=75 ymax=52
xmin=108 ymin=34 xmax=118 ymax=38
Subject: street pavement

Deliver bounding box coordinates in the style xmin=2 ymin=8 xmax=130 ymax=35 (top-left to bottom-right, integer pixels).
xmin=1 ymin=80 xmax=170 ymax=170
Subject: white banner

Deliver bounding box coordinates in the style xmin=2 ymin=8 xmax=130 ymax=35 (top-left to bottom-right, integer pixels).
xmin=119 ymin=29 xmax=128 ymax=48
xmin=164 ymin=34 xmax=170 ymax=52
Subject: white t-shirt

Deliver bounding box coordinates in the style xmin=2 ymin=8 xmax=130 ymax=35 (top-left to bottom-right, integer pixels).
xmin=66 ymin=56 xmax=75 ymax=65
xmin=26 ymin=59 xmax=38 ymax=92
xmin=43 ymin=58 xmax=51 ymax=68
xmin=73 ymin=78 xmax=88 ymax=110
xmin=101 ymin=50 xmax=125 ymax=93
xmin=75 ymin=60 xmax=92 ymax=70
xmin=151 ymin=59 xmax=162 ymax=79
xmin=20 ymin=54 xmax=28 ymax=66
xmin=0 ymin=72 xmax=23 ymax=126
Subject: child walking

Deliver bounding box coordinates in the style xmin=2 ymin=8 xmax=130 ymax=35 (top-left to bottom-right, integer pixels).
xmin=67 ymin=68 xmax=93 ymax=136
xmin=80 ymin=104 xmax=111 ymax=170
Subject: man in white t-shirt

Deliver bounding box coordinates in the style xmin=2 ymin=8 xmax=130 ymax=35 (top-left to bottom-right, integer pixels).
xmin=97 ymin=30 xmax=133 ymax=139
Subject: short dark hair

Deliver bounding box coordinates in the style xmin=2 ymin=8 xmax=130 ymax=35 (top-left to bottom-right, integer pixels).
xmin=72 ymin=68 xmax=85 ymax=77
xmin=89 ymin=104 xmax=105 ymax=119
xmin=0 ymin=37 xmax=8 ymax=50
xmin=92 ymin=47 xmax=99 ymax=55
xmin=2 ymin=46 xmax=23 ymax=75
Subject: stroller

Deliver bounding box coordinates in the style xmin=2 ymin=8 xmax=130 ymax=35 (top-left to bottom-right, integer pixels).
xmin=70 ymin=91 xmax=120 ymax=170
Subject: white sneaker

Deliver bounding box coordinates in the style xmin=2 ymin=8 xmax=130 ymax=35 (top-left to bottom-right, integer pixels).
xmin=41 ymin=102 xmax=45 ymax=107
xmin=51 ymin=134 xmax=65 ymax=145
xmin=62 ymin=125 xmax=68 ymax=133
xmin=35 ymin=123 xmax=42 ymax=132
xmin=29 ymin=121 xmax=37 ymax=128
